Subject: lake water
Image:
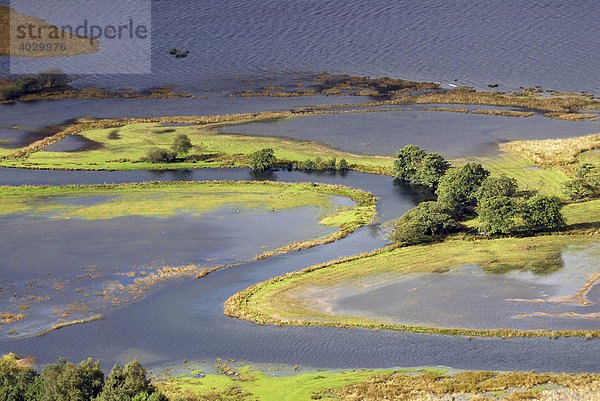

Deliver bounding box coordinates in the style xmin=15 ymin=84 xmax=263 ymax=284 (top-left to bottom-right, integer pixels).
xmin=2 ymin=0 xmax=600 ymax=95
xmin=2 ymin=0 xmax=600 ymax=374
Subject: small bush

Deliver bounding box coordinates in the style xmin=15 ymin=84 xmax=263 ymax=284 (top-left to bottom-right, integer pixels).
xmin=107 ymin=130 xmax=120 ymax=140
xmin=145 ymin=147 xmax=176 ymax=163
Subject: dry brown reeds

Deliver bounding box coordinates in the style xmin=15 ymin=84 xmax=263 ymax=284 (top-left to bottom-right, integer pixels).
xmin=472 ymin=109 xmax=535 ymax=117
xmin=502 ymin=133 xmax=600 ymax=167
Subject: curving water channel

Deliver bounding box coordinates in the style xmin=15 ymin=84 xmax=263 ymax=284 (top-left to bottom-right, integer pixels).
xmin=0 ymin=167 xmax=599 ymax=373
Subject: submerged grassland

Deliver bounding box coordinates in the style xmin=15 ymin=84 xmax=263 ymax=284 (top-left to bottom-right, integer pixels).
xmin=0 ymin=180 xmax=375 ymax=221
xmin=224 ymin=235 xmax=600 ymax=338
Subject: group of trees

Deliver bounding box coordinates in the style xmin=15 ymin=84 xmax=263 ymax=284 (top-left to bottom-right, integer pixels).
xmin=387 ymin=145 xmax=565 ymax=244
xmin=563 ymin=162 xmax=600 ymax=199
xmin=291 ymin=156 xmax=348 ymax=172
xmin=1 ymin=70 xmax=70 ymax=101
xmin=145 ymin=134 xmax=193 ymax=163
xmin=248 ymin=148 xmax=349 ymax=172
xmin=0 ymin=354 xmax=166 ymax=401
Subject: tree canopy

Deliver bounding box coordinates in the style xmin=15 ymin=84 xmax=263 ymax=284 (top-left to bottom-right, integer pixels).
xmin=436 ymin=162 xmax=490 ymax=212
xmin=170 ymin=134 xmax=192 ymax=156
xmin=393 ymin=145 xmax=449 ymax=188
xmin=249 ymin=148 xmax=276 ymax=172
xmin=386 ymin=201 xmax=458 ymax=244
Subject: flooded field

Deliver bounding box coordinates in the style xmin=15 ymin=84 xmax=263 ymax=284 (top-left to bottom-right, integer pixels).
xmin=329 ymin=242 xmax=600 ymax=331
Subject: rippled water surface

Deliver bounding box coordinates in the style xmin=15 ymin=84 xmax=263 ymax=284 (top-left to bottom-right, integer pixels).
xmin=3 ymin=0 xmax=600 ymax=94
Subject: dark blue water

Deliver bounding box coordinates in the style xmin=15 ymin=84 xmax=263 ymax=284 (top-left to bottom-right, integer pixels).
xmin=3 ymin=0 xmax=600 ymax=94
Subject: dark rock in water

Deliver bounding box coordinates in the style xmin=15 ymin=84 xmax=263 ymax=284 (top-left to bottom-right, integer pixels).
xmin=488 ymin=83 xmax=499 ymax=88
xmin=175 ymin=50 xmax=190 ymax=58
xmin=169 ymin=48 xmax=177 ymax=55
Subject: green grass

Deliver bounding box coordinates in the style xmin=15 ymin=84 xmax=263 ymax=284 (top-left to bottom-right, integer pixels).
xmin=463 ymin=150 xmax=571 ymax=198
xmin=0 ymin=181 xmax=370 ymax=222
xmin=562 ymin=199 xmax=600 ymax=227
xmin=157 ymin=367 xmax=440 ymax=401
xmin=577 ymin=149 xmax=600 ymax=164
xmin=1 ymin=122 xmax=394 ymax=174
xmin=225 ymin=235 xmax=600 ymax=338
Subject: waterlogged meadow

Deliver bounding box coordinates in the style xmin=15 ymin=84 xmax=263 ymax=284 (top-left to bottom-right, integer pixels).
xmin=0 ymin=181 xmax=375 ymax=339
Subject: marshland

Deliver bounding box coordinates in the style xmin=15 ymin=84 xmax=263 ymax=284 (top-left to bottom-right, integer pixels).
xmin=3 ymin=1 xmax=600 ymax=400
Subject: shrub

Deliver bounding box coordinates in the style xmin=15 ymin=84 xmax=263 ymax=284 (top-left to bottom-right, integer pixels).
xmin=145 ymin=147 xmax=176 ymax=163
xmin=107 ymin=131 xmax=121 ymax=140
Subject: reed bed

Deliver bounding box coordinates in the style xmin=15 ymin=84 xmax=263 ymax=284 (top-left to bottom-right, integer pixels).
xmin=502 ymin=133 xmax=600 ymax=167
xmin=422 ymin=106 xmax=470 ymax=113
xmin=332 ymin=370 xmax=600 ymax=401
xmin=544 ymin=112 xmax=597 ymax=121
xmin=472 ymin=109 xmax=536 ymax=117
xmin=36 ymin=314 xmax=103 ymax=336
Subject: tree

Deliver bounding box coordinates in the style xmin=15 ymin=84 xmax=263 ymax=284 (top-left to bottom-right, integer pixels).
xmin=336 ymin=158 xmax=348 ymax=171
xmin=477 ymin=196 xmax=524 ymax=234
xmin=393 ymin=144 xmax=426 ymax=182
xmin=437 ymin=163 xmax=490 ymax=213
xmin=249 ymin=148 xmax=276 ymax=171
xmin=416 ymin=153 xmax=450 ymax=188
xmin=522 ymin=195 xmax=565 ymax=232
xmin=41 ymin=358 xmax=104 ymax=401
xmin=97 ymin=360 xmax=156 ymax=401
xmin=170 ymin=134 xmax=192 ymax=156
xmin=0 ymin=354 xmax=41 ymax=401
xmin=476 ymin=174 xmax=518 ymax=201
xmin=326 ymin=157 xmax=337 ymax=170
xmin=386 ymin=201 xmax=458 ymax=244
xmin=145 ymin=147 xmax=175 ymax=163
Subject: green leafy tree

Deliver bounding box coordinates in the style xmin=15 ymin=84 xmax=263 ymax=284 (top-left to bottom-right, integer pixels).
xmin=393 ymin=144 xmax=426 ymax=182
xmin=416 ymin=153 xmax=450 ymax=188
xmin=437 ymin=163 xmax=490 ymax=213
xmin=386 ymin=201 xmax=458 ymax=244
xmin=0 ymin=354 xmax=41 ymax=401
xmin=476 ymin=174 xmax=518 ymax=201
xmin=522 ymin=195 xmax=565 ymax=232
xmin=477 ymin=196 xmax=524 ymax=235
xmin=249 ymin=148 xmax=276 ymax=172
xmin=41 ymin=358 xmax=104 ymax=401
xmin=97 ymin=360 xmax=156 ymax=401
xmin=170 ymin=134 xmax=192 ymax=156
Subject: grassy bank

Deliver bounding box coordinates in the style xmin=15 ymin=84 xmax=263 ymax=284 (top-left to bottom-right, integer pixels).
xmin=224 ymin=235 xmax=600 ymax=338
